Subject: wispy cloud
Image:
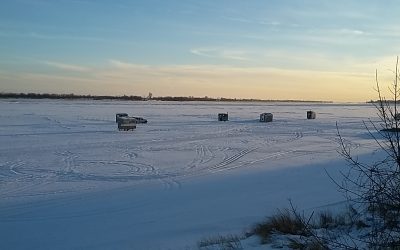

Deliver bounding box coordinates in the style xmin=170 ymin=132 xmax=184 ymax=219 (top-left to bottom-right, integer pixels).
xmin=223 ymin=16 xmax=281 ymax=26
xmin=337 ymin=28 xmax=367 ymax=36
xmin=103 ymin=59 xmax=374 ymax=80
xmin=190 ymin=48 xmax=251 ymax=61
xmin=1 ymin=58 xmax=380 ymax=101
xmin=42 ymin=61 xmax=91 ymax=72
xmin=18 ymin=72 xmax=97 ymax=82
xmin=109 ymin=60 xmax=151 ymax=70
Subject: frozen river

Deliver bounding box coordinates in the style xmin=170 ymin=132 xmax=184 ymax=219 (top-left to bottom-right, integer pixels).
xmin=0 ymin=99 xmax=379 ymax=249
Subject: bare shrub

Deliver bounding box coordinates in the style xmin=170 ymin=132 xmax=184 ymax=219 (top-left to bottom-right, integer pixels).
xmin=335 ymin=58 xmax=400 ymax=248
xmin=197 ymin=234 xmax=243 ymax=250
xmin=318 ymin=211 xmax=335 ymax=229
xmin=288 ymin=238 xmax=328 ymax=250
xmin=251 ymin=208 xmax=310 ymax=244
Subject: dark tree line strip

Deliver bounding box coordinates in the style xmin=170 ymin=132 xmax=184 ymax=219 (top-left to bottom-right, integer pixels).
xmin=0 ymin=92 xmax=330 ymax=103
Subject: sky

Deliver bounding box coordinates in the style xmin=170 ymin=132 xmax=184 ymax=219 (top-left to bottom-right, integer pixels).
xmin=1 ymin=0 xmax=400 ymax=102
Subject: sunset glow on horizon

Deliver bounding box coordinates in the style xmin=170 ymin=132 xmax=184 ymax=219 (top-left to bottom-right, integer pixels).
xmin=1 ymin=0 xmax=400 ymax=102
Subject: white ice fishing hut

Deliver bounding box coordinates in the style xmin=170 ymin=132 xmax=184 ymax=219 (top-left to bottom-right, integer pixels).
xmin=307 ymin=111 xmax=316 ymax=119
xmin=117 ymin=117 xmax=137 ymax=131
xmin=260 ymin=113 xmax=273 ymax=122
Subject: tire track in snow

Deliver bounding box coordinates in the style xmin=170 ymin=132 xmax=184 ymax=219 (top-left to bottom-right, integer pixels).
xmin=122 ymin=145 xmax=139 ymax=161
xmin=0 ymin=161 xmax=59 ymax=199
xmin=161 ymin=177 xmax=182 ymax=190
xmin=55 ymin=150 xmax=79 ymax=177
xmin=73 ymin=159 xmax=159 ymax=181
xmin=202 ymin=144 xmax=216 ymax=164
xmin=209 ymin=147 xmax=258 ymax=172
xmin=184 ymin=144 xmax=215 ymax=171
xmin=275 ymin=131 xmax=304 ymax=144
xmin=209 ymin=150 xmax=302 ymax=173
xmin=185 ymin=144 xmax=204 ymax=170
xmin=48 ymin=127 xmax=305 ymax=188
xmin=9 ymin=161 xmax=25 ymax=176
xmin=0 ymin=161 xmax=25 ymax=178
xmin=181 ymin=130 xmax=304 ymax=176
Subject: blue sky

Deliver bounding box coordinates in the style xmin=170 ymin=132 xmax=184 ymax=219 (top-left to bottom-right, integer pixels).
xmin=1 ymin=0 xmax=400 ymax=101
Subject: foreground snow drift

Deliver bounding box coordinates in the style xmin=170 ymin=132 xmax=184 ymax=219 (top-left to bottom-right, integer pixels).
xmin=0 ymin=100 xmax=378 ymax=249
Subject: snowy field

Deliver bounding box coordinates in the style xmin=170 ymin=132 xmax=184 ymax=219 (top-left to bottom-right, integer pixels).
xmin=0 ymin=99 xmax=380 ymax=249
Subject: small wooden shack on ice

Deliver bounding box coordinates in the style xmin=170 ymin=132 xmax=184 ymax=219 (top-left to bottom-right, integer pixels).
xmin=116 ymin=113 xmax=128 ymax=123
xmin=260 ymin=113 xmax=273 ymax=122
xmin=307 ymin=111 xmax=316 ymax=119
xmin=117 ymin=117 xmax=137 ymax=131
xmin=218 ymin=113 xmax=229 ymax=121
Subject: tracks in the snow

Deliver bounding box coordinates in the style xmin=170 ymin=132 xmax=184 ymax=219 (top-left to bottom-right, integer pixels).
xmin=0 ymin=160 xmax=25 ymax=178
xmin=209 ymin=148 xmax=257 ymax=173
xmin=185 ymin=144 xmax=215 ymax=171
xmin=0 ymin=127 xmax=312 ymax=198
xmin=57 ymin=130 xmax=308 ymax=185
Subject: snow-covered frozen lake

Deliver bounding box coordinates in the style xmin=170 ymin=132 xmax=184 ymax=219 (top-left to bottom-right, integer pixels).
xmin=0 ymin=99 xmax=379 ymax=249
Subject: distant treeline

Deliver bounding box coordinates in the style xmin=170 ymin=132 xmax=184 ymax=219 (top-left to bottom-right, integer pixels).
xmin=0 ymin=92 xmax=331 ymax=103
xmin=0 ymin=93 xmax=144 ymax=101
xmin=367 ymin=100 xmax=398 ymax=104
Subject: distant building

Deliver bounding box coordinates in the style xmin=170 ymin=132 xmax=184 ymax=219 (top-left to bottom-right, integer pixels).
xmin=218 ymin=113 xmax=229 ymax=121
xmin=307 ymin=111 xmax=316 ymax=119
xmin=260 ymin=113 xmax=273 ymax=122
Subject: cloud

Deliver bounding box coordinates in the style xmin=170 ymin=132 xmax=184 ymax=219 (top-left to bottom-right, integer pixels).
xmin=190 ymin=48 xmax=250 ymax=61
xmin=35 ymin=62 xmax=375 ymax=101
xmin=43 ymin=61 xmax=91 ymax=72
xmin=223 ymin=16 xmax=281 ymax=27
xmin=338 ymin=29 xmax=367 ymax=36
xmin=103 ymin=59 xmax=372 ymax=81
xmin=109 ymin=60 xmax=151 ymax=70
xmin=1 ymin=58 xmax=388 ymax=102
xmin=190 ymin=48 xmax=214 ymax=58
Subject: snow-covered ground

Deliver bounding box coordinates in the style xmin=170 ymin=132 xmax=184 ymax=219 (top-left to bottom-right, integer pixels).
xmin=0 ymin=99 xmax=379 ymax=249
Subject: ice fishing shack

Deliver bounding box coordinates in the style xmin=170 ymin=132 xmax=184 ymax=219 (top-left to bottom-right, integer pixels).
xmin=260 ymin=113 xmax=273 ymax=122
